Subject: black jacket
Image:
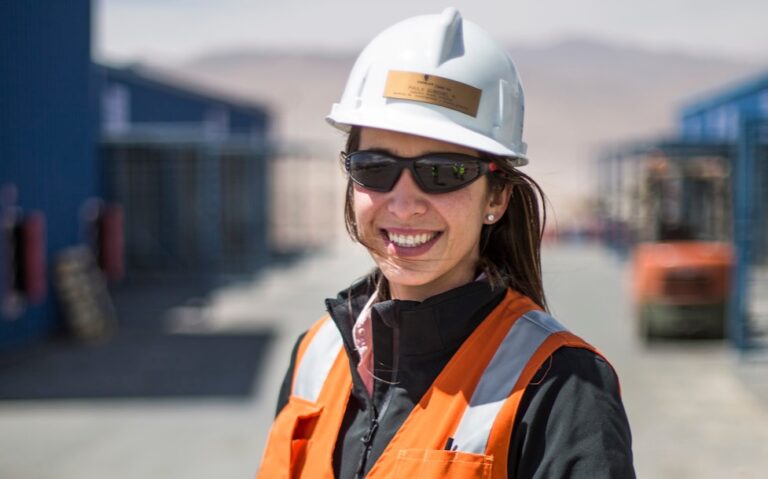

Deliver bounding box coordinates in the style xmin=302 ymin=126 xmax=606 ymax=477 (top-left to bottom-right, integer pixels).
xmin=276 ymin=277 xmax=635 ymax=479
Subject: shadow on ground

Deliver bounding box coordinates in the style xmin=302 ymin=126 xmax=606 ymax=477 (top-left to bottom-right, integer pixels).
xmin=0 ymin=275 xmax=275 ymax=400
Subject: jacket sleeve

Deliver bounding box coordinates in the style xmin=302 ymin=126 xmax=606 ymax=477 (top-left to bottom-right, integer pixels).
xmin=508 ymin=347 xmax=636 ymax=479
xmin=274 ymin=332 xmax=307 ymax=417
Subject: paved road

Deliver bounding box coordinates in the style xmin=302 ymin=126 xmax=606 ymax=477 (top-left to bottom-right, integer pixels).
xmin=1 ymin=242 xmax=767 ymax=478
xmin=543 ymin=244 xmax=768 ymax=479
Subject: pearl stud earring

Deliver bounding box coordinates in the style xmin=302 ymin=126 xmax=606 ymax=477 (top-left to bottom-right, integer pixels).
xmin=486 ymin=213 xmax=495 ymax=222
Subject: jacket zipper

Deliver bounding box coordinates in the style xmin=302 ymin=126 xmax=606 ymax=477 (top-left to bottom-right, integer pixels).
xmin=354 ymin=318 xmax=400 ymax=479
xmin=355 ymin=417 xmax=379 ymax=478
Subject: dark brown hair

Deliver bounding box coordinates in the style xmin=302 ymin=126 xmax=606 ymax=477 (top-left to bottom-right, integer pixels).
xmin=342 ymin=127 xmax=548 ymax=309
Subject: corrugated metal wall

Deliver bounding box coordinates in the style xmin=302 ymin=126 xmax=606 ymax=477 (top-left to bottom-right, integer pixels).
xmin=0 ymin=1 xmax=96 ymax=349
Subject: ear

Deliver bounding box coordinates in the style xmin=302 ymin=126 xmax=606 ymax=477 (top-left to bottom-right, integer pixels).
xmin=484 ymin=183 xmax=513 ymax=223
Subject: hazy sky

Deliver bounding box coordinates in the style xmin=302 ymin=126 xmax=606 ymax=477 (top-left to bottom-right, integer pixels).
xmin=96 ymin=0 xmax=768 ymax=64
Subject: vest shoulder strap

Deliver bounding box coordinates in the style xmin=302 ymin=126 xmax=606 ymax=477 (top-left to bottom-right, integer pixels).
xmin=484 ymin=316 xmax=600 ymax=477
xmin=292 ymin=316 xmax=344 ymax=402
xmin=450 ymin=310 xmax=574 ymax=454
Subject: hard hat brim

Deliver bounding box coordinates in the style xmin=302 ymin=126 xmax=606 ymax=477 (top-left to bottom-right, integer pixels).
xmin=326 ymin=106 xmax=528 ymax=167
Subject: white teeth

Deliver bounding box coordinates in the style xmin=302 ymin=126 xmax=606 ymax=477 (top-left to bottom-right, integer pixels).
xmin=386 ymin=231 xmax=437 ymax=247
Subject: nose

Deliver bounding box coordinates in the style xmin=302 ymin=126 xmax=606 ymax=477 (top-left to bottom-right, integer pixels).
xmin=386 ymin=169 xmax=428 ymax=219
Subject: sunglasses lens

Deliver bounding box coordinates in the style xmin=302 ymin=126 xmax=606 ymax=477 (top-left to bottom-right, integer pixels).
xmin=346 ymin=151 xmax=487 ymax=193
xmin=347 ymin=152 xmax=402 ymax=191
xmin=414 ymin=156 xmax=484 ymax=192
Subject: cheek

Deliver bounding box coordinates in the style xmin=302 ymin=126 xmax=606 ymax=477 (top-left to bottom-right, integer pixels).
xmin=434 ymin=195 xmax=484 ymax=236
xmin=442 ymin=187 xmax=486 ymax=219
xmin=352 ymin=188 xmax=378 ymax=231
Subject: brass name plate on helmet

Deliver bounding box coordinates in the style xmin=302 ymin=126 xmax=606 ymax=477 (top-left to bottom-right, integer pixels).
xmin=383 ymin=71 xmax=481 ymax=117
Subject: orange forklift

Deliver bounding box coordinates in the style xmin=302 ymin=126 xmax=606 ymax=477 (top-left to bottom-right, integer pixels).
xmin=628 ymin=150 xmax=733 ymax=340
xmin=600 ymin=141 xmax=734 ymax=340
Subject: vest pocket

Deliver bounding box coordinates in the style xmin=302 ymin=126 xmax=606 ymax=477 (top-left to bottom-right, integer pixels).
xmin=287 ymin=397 xmax=323 ymax=478
xmin=393 ymin=449 xmax=493 ymax=478
xmin=258 ymin=395 xmax=323 ymax=479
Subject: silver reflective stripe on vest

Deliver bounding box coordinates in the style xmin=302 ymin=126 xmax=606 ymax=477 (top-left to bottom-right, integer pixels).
xmin=451 ymin=310 xmax=567 ymax=454
xmin=292 ymin=318 xmax=344 ymax=402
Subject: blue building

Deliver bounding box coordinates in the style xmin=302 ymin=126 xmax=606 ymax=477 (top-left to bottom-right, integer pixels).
xmin=0 ymin=2 xmax=271 ymax=351
xmin=0 ymin=0 xmax=97 ymax=350
xmin=96 ymin=65 xmax=269 ymax=141
xmin=96 ymin=65 xmax=271 ymax=275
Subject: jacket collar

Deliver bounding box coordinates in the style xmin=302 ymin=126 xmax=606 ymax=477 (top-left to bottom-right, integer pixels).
xmin=325 ymin=273 xmax=504 ymax=360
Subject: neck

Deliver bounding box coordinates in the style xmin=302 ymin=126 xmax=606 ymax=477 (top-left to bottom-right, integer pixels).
xmin=388 ymin=270 xmax=479 ymax=302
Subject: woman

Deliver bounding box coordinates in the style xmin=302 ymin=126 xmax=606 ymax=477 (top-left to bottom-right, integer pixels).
xmin=258 ymin=8 xmax=634 ymax=479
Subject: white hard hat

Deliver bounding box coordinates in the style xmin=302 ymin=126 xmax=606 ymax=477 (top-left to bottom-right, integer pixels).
xmin=326 ymin=7 xmax=528 ymax=166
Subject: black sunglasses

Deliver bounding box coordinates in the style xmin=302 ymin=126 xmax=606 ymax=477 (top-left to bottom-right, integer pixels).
xmin=343 ymin=150 xmax=495 ymax=194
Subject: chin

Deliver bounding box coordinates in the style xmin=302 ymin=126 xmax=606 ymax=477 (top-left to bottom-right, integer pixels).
xmin=377 ymin=258 xmax=464 ymax=300
xmin=375 ymin=255 xmax=437 ymax=283
xmin=381 ymin=267 xmax=437 ymax=288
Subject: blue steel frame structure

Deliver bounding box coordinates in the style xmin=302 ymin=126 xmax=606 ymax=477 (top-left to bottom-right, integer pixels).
xmin=731 ymin=117 xmax=768 ymax=350
xmin=598 ymin=69 xmax=768 ymax=350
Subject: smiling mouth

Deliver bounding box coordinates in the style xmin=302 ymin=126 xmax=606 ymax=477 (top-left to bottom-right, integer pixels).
xmin=383 ymin=230 xmax=441 ymax=248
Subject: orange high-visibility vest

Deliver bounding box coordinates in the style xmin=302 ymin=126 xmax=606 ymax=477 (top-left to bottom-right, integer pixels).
xmin=258 ymin=290 xmax=601 ymax=479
